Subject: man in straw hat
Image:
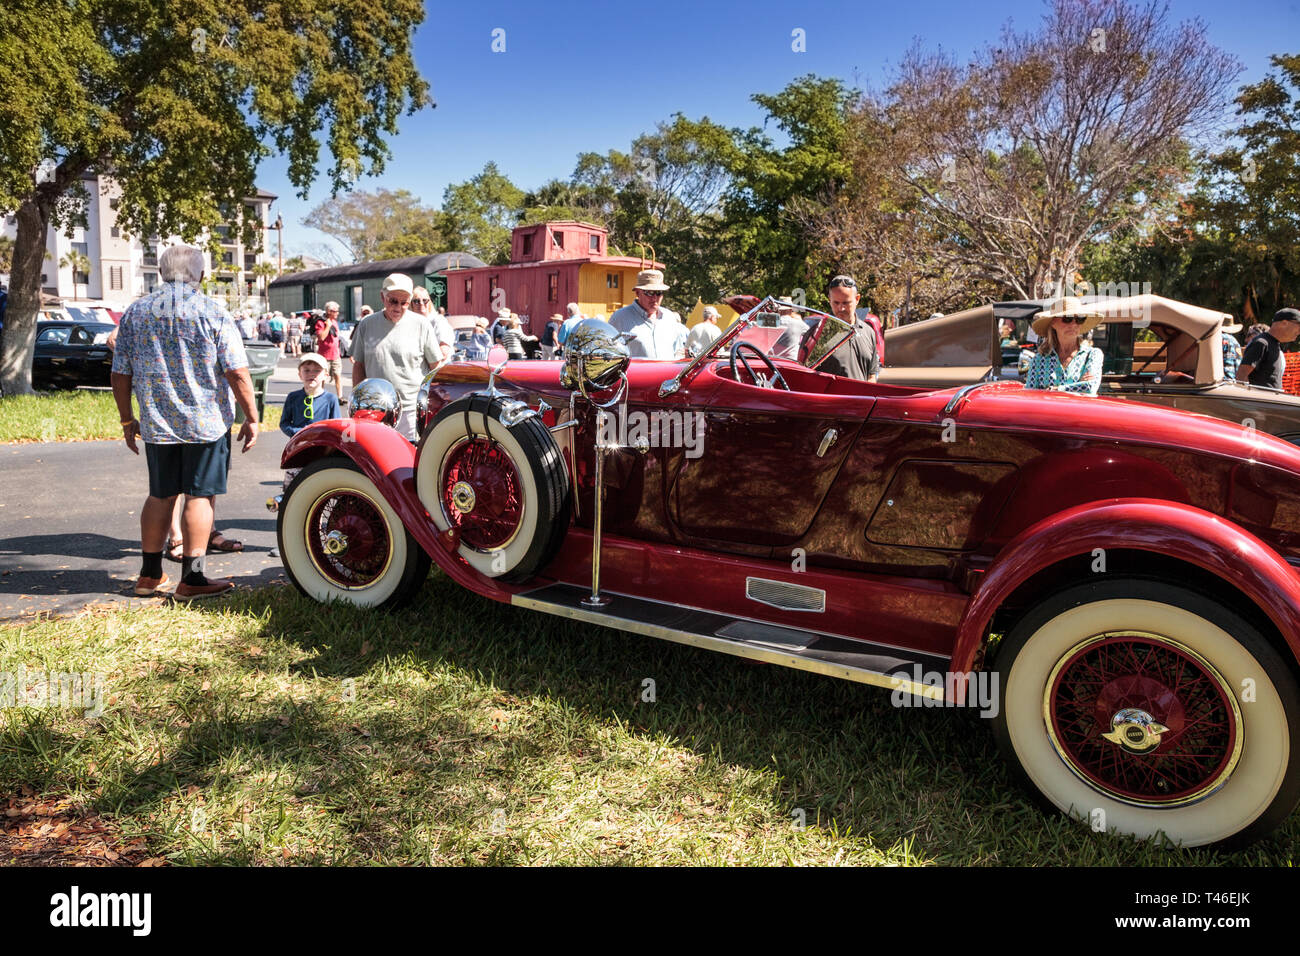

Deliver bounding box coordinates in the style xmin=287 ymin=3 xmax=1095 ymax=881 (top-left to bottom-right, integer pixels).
xmin=1237 ymin=308 xmax=1300 ymax=391
xmin=610 ymin=269 xmax=687 ymax=360
xmin=1022 ymin=296 xmax=1105 ymax=395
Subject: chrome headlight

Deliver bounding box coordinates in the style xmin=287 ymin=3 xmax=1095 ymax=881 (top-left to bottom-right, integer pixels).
xmin=350 ymin=378 xmax=402 ymax=428
xmin=560 ymin=318 xmax=630 ymax=392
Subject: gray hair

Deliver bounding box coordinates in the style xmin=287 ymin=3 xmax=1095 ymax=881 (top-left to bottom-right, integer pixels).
xmin=325 ymin=300 xmax=340 ymax=311
xmin=566 ymin=302 xmax=580 ymax=317
xmin=702 ymin=306 xmax=719 ymax=320
xmin=159 ymin=244 xmax=205 ymax=284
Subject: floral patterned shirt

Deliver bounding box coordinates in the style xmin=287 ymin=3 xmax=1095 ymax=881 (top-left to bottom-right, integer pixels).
xmin=111 ymin=282 xmax=248 ymax=443
xmin=1023 ymin=346 xmax=1104 ymax=396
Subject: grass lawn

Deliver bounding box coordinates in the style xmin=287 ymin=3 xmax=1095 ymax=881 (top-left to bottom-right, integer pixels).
xmin=2 ymin=573 xmax=1295 ymax=866
xmin=0 ymin=390 xmax=280 ymax=443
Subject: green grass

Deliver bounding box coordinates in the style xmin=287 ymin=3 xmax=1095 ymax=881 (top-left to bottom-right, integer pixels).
xmin=2 ymin=575 xmax=1295 ymax=865
xmin=0 ymin=390 xmax=280 ymax=443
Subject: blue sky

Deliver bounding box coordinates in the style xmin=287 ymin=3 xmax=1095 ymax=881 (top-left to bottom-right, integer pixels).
xmin=262 ymin=0 xmax=1300 ymax=260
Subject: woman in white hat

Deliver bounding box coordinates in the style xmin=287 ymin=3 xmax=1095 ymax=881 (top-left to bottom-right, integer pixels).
xmin=1023 ymin=296 xmax=1105 ymax=396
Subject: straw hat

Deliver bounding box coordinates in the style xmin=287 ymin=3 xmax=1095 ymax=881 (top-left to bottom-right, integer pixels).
xmin=1032 ymin=296 xmax=1104 ymax=336
xmin=633 ymin=269 xmax=670 ymax=292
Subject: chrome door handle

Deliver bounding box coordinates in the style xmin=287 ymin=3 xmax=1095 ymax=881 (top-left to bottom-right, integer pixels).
xmin=817 ymin=427 xmax=839 ymax=457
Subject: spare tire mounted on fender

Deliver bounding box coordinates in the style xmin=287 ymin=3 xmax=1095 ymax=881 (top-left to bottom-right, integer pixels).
xmin=416 ymin=394 xmax=570 ymax=581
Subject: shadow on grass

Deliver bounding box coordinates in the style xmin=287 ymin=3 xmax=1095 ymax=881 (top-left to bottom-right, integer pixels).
xmin=168 ymin=571 xmax=1300 ymax=866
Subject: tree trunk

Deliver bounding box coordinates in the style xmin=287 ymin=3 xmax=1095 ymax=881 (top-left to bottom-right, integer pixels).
xmin=0 ymin=197 xmax=51 ymax=396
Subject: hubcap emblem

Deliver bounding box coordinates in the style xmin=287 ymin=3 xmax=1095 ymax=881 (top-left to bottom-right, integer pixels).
xmin=451 ymin=481 xmax=476 ymax=514
xmin=1101 ymin=708 xmax=1170 ymax=754
xmin=322 ymin=530 xmax=349 ymax=556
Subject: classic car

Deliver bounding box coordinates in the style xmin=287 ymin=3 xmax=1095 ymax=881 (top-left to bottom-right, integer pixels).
xmin=33 ymin=320 xmax=117 ymax=390
xmin=883 ymin=293 xmax=1300 ymax=444
xmin=274 ymin=296 xmax=1300 ymax=849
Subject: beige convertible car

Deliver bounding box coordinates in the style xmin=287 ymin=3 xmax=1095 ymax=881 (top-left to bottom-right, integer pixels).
xmin=881 ymin=293 xmax=1300 ymax=444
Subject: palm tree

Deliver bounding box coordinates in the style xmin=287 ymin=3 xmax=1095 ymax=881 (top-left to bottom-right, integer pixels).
xmin=251 ymin=261 xmax=279 ymax=301
xmin=59 ymin=250 xmax=92 ymax=300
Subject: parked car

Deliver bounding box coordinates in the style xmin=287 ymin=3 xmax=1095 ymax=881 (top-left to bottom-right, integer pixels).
xmin=274 ymin=297 xmax=1300 ymax=848
xmin=882 ymin=294 xmax=1300 ymax=444
xmin=33 ymin=320 xmax=117 ymax=389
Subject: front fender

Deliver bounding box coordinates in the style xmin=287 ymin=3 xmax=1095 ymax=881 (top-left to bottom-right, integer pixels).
xmin=952 ymin=498 xmax=1300 ymax=673
xmin=280 ymin=419 xmax=520 ymax=603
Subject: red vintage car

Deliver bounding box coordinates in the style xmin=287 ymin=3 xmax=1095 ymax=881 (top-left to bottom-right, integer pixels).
xmin=275 ymin=297 xmax=1300 ymax=849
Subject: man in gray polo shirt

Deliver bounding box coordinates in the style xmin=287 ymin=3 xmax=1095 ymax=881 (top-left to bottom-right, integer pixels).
xmin=351 ymin=273 xmax=447 ymax=441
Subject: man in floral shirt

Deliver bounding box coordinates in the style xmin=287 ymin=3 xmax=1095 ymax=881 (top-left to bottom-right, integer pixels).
xmin=111 ymin=244 xmax=259 ymax=600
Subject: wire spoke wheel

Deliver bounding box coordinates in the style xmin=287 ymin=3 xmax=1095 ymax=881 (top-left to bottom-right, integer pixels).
xmin=278 ymin=458 xmax=429 ymax=608
xmin=305 ymin=488 xmax=393 ymax=589
xmin=440 ymin=437 xmax=525 ymax=551
xmin=1046 ymin=632 xmax=1240 ymax=807
xmin=993 ymin=580 xmax=1300 ymax=848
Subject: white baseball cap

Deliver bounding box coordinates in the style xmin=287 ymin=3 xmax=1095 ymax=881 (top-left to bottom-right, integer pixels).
xmin=382 ymin=273 xmax=414 ymax=295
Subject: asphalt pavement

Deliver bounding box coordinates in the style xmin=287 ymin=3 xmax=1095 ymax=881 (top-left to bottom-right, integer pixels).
xmin=0 ymin=353 xmax=353 ymax=620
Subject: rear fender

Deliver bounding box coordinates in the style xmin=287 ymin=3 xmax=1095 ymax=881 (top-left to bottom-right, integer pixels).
xmin=953 ymin=498 xmax=1300 ymax=674
xmin=280 ymin=420 xmax=519 ymax=603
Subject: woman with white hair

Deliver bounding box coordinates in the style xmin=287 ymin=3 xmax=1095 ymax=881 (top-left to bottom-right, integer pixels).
xmin=1023 ymin=297 xmax=1105 ymax=396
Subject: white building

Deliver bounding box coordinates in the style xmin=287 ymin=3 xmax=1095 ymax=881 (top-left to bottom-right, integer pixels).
xmin=1 ymin=173 xmax=279 ymax=313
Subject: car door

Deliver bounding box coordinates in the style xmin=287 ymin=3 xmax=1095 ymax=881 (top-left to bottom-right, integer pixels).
xmin=34 ymin=325 xmax=72 ymax=386
xmin=669 ymin=363 xmax=869 ymax=550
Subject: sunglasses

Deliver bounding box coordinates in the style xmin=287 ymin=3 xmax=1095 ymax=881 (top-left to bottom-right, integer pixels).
xmin=1056 ymin=315 xmax=1089 ymax=324
xmin=639 ymin=290 xmax=665 ymax=298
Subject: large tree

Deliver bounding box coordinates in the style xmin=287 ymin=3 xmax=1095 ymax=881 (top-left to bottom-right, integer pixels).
xmin=861 ymin=0 xmax=1238 ymax=303
xmin=0 ymin=0 xmax=428 ymax=394
xmin=302 ymin=187 xmax=443 ymax=263
xmin=440 ymin=162 xmax=526 ymax=265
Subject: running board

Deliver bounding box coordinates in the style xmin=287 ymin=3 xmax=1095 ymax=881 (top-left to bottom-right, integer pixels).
xmin=512 ymin=583 xmax=950 ymax=699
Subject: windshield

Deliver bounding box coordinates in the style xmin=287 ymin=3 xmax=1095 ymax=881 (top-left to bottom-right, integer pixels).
xmin=696 ymin=299 xmax=855 ymax=373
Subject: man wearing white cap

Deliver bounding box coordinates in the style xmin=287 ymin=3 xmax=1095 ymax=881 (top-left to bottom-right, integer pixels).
xmin=609 ymin=269 xmax=687 ymax=360
xmin=351 ymin=273 xmax=449 ymax=441
xmin=686 ymin=306 xmax=722 ymax=356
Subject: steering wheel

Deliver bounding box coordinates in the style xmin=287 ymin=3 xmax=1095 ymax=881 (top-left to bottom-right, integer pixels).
xmin=729 ymin=341 xmax=790 ymax=390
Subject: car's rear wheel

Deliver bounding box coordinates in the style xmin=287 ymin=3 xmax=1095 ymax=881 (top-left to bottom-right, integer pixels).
xmin=991 ymin=579 xmax=1300 ymax=848
xmin=278 ymin=457 xmax=430 ymax=608
xmin=416 ymin=395 xmax=570 ymax=581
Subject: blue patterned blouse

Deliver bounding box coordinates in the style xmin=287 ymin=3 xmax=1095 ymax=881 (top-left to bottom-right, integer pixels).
xmin=1023 ymin=346 xmax=1104 ymax=396
xmin=1222 ymin=334 xmax=1243 ymax=381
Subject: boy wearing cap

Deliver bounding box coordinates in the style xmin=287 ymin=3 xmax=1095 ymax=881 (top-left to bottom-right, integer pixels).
xmin=280 ymin=352 xmax=342 ymax=438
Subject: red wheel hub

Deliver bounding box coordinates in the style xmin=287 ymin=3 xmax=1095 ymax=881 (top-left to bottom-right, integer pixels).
xmin=306 ymin=490 xmax=391 ymax=588
xmin=1046 ymin=633 xmax=1240 ymax=806
xmin=441 ymin=437 xmax=524 ymax=550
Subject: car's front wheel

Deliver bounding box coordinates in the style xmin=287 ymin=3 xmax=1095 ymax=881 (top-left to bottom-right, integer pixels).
xmin=278 ymin=457 xmax=430 ymax=608
xmin=992 ymin=579 xmax=1300 ymax=848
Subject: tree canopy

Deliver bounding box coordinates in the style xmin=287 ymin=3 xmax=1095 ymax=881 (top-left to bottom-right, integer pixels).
xmin=0 ymin=0 xmax=428 ymax=394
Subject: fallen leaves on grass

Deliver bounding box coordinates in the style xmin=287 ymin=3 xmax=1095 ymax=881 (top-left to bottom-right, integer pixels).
xmin=1 ymin=789 xmax=163 ymax=866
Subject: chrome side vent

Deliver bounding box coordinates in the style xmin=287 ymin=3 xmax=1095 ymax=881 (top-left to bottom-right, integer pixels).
xmin=745 ymin=577 xmax=826 ymax=613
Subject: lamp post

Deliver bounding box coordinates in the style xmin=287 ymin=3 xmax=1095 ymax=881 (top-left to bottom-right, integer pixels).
xmin=273 ymin=213 xmax=283 ymax=275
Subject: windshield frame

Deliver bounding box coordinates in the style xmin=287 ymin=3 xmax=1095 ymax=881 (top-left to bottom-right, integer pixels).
xmin=658 ymin=296 xmax=842 ymax=398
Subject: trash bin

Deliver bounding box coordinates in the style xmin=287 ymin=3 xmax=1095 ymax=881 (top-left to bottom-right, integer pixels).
xmin=240 ymin=341 xmax=280 ymax=424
